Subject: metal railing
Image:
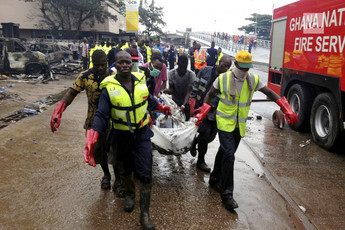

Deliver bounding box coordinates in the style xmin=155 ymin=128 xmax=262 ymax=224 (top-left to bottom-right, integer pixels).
xmin=176 ymin=31 xmax=271 ymax=51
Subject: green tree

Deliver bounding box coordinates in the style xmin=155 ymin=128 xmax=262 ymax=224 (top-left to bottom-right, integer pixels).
xmin=139 ymin=0 xmax=166 ymax=36
xmin=36 ymin=0 xmax=122 ymax=38
xmin=238 ymin=13 xmax=272 ymax=39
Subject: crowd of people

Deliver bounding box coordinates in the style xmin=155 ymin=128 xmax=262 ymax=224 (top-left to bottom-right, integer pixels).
xmin=212 ymin=32 xmax=257 ymax=46
xmin=50 ymin=37 xmax=298 ymax=230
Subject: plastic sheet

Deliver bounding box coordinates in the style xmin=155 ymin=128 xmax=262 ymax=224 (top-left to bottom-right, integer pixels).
xmin=151 ymin=94 xmax=198 ymax=155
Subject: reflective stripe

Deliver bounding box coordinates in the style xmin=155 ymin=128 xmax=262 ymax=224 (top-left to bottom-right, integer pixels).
xmin=216 ymin=110 xmax=247 ymax=123
xmin=216 ymin=110 xmax=237 ymax=120
xmin=219 ymin=97 xmax=238 ymax=105
xmin=112 ymin=99 xmax=147 ymax=111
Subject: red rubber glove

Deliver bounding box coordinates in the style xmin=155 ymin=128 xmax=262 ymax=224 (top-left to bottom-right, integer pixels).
xmin=276 ymin=96 xmax=298 ymax=125
xmin=195 ymin=103 xmax=211 ymax=126
xmin=193 ymin=107 xmax=202 ymax=116
xmin=157 ymin=103 xmax=172 ymax=115
xmin=84 ymin=129 xmax=99 ymax=167
xmin=189 ymin=98 xmax=196 ymax=116
xmin=50 ymin=101 xmax=67 ymax=133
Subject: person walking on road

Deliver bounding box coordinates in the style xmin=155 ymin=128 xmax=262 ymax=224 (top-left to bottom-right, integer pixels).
xmin=195 ymin=50 xmax=298 ymax=211
xmin=72 ymin=41 xmax=79 ymax=60
xmin=194 ymin=43 xmax=207 ymax=76
xmin=167 ymin=45 xmax=177 ymax=70
xmin=83 ymin=51 xmax=172 ymax=230
xmin=206 ymin=41 xmax=218 ymax=66
xmin=50 ymin=50 xmax=125 ymax=195
xmin=79 ymin=37 xmax=89 ymax=70
xmin=189 ymin=41 xmax=197 ymax=72
xmin=163 ymin=54 xmax=197 ymax=120
xmin=189 ymin=55 xmax=232 ymax=172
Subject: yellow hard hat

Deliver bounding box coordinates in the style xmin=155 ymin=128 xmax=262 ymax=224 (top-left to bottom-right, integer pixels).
xmin=235 ymin=50 xmax=253 ymax=68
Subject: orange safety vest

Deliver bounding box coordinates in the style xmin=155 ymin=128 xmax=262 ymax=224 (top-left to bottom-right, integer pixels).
xmin=194 ymin=49 xmax=207 ymax=70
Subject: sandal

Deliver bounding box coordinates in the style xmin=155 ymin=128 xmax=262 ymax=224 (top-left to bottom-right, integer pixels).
xmin=101 ymin=175 xmax=111 ymax=190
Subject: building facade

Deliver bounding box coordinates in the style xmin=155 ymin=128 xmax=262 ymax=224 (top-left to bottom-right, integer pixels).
xmin=0 ymin=0 xmax=125 ymax=40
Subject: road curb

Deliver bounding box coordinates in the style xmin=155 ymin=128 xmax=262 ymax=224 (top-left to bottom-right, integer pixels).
xmin=243 ymin=111 xmax=317 ymax=230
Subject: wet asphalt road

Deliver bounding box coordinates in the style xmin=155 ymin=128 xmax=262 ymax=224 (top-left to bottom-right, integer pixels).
xmin=0 ymin=92 xmax=295 ymax=230
xmin=0 ymin=65 xmax=345 ymax=229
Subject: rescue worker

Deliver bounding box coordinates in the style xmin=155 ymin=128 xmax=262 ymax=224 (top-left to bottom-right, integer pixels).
xmin=215 ymin=47 xmax=223 ymax=66
xmin=119 ymin=39 xmax=129 ymax=50
xmin=84 ymin=51 xmax=172 ymax=230
xmin=50 ymin=50 xmax=124 ymax=195
xmin=194 ymin=43 xmax=207 ymax=76
xmin=195 ymin=50 xmax=298 ymax=211
xmin=89 ymin=41 xmax=99 ymax=69
xmin=189 ymin=55 xmax=232 ymax=172
xmin=104 ymin=41 xmax=112 ymax=55
xmin=144 ymin=40 xmax=152 ymax=62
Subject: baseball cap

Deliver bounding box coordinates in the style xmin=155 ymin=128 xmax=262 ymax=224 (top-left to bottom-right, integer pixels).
xmin=235 ymin=50 xmax=253 ymax=68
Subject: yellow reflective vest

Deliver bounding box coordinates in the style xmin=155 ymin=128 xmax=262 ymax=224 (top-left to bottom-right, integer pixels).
xmin=89 ymin=47 xmax=99 ymax=68
xmin=145 ymin=45 xmax=152 ymax=62
xmin=216 ymin=52 xmax=223 ymax=65
xmin=120 ymin=43 xmax=129 ymax=50
xmin=216 ymin=71 xmax=259 ymax=137
xmin=100 ymin=72 xmax=149 ymax=132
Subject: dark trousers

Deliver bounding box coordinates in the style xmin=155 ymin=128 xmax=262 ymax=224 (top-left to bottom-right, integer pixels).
xmin=190 ymin=58 xmax=195 ymax=71
xmin=73 ymin=51 xmax=78 ymax=60
xmin=114 ymin=126 xmax=154 ymax=184
xmin=197 ymin=118 xmax=218 ymax=162
xmin=169 ymin=61 xmax=175 ymax=70
xmin=82 ymin=56 xmax=88 ymax=70
xmin=210 ymin=128 xmax=241 ymax=200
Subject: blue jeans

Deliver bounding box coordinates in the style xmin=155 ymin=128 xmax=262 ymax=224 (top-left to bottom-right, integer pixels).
xmin=210 ymin=128 xmax=241 ymax=200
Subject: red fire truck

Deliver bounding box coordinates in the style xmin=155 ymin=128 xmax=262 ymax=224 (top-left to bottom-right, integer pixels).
xmin=268 ymin=0 xmax=345 ymax=150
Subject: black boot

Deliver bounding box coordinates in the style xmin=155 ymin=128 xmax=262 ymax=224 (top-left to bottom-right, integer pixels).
xmin=197 ymin=151 xmax=210 ymax=172
xmin=140 ymin=182 xmax=155 ymax=230
xmin=112 ymin=165 xmax=125 ymax=198
xmin=122 ymin=174 xmax=135 ymax=212
xmin=100 ymin=162 xmax=111 ymax=189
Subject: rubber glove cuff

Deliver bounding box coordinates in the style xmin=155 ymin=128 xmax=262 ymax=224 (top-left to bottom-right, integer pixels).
xmin=84 ymin=129 xmax=99 ymax=167
xmin=195 ymin=103 xmax=211 ymax=126
xmin=50 ymin=101 xmax=67 ymax=133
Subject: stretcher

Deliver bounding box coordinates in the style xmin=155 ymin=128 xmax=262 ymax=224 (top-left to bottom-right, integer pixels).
xmin=151 ymin=94 xmax=198 ymax=155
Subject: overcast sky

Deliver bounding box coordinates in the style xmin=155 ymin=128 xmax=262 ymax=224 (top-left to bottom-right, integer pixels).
xmin=150 ymin=0 xmax=298 ymax=34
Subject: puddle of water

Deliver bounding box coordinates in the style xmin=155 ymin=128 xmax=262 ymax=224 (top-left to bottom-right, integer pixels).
xmin=236 ymin=141 xmax=265 ymax=178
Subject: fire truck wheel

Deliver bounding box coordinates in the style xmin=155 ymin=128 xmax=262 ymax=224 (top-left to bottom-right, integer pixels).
xmin=310 ymin=92 xmax=340 ymax=150
xmin=287 ymin=84 xmax=313 ymax=130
